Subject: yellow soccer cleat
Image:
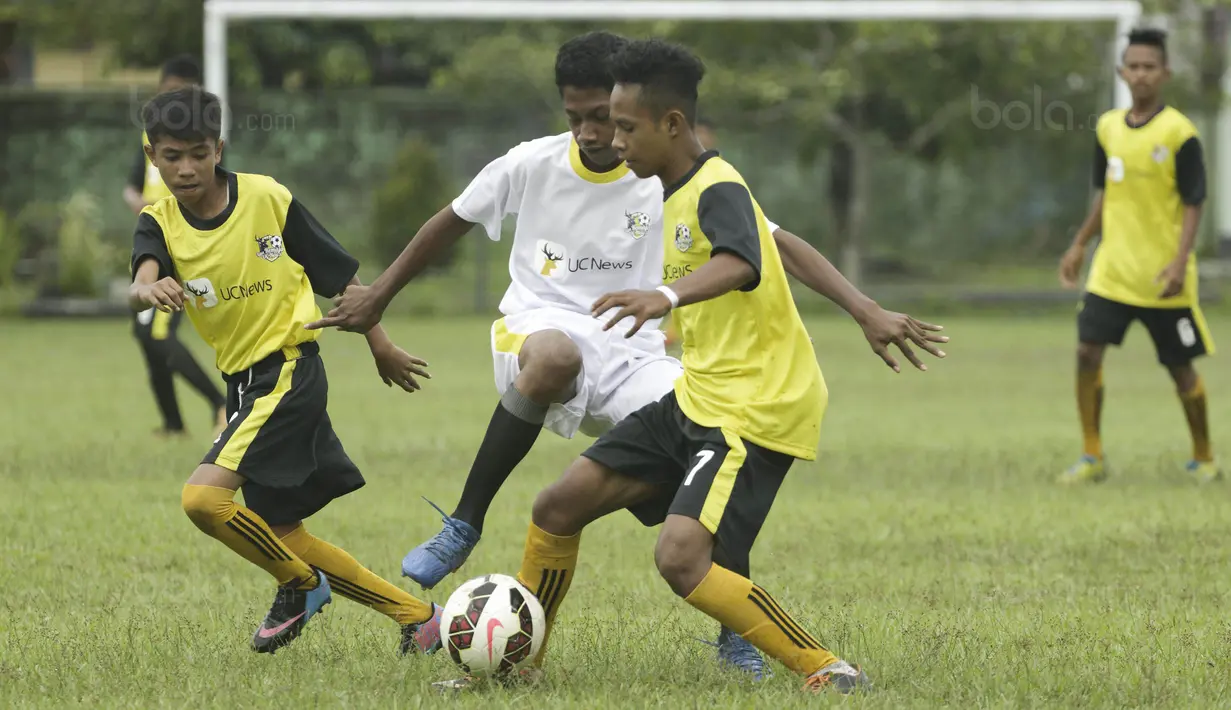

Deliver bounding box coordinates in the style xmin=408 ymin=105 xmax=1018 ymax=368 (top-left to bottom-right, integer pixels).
xmin=1186 ymin=460 xmax=1222 ymax=484
xmin=1057 ymin=455 xmax=1107 ymax=485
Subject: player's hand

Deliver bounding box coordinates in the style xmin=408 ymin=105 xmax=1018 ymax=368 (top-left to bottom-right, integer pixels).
xmin=592 ymin=289 xmax=672 ymax=338
xmin=370 ymin=341 xmax=430 ymax=393
xmin=855 ymin=306 xmax=947 ymax=373
xmin=1059 ymin=243 xmax=1086 ymax=289
xmin=305 ymin=284 xmax=385 ymax=333
xmin=1156 ymin=258 xmax=1187 ymax=299
xmin=134 ymin=277 xmax=185 ymax=312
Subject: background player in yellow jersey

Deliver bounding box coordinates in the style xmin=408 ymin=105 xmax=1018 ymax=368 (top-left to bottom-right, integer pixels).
xmin=129 ymin=86 xmax=445 ymax=655
xmin=122 ymin=55 xmax=226 ymax=437
xmin=435 ymin=39 xmax=947 ymax=694
xmin=1059 ymin=28 xmax=1217 ymax=484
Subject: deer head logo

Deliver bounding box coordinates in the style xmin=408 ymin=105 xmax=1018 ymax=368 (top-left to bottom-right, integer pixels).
xmin=535 ymin=240 xmax=565 ymax=278
xmin=183 ymin=278 xmax=219 ymax=309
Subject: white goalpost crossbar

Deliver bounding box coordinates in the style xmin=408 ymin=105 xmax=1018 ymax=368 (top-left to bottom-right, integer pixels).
xmin=203 ymin=0 xmax=1143 ymax=131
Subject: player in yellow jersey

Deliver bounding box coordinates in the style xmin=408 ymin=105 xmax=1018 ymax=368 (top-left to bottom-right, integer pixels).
xmin=662 ymin=117 xmax=716 ymax=349
xmin=434 ymin=39 xmax=947 ymax=694
xmin=122 ymin=55 xmax=227 ymax=437
xmin=1059 ymin=28 xmax=1217 ymax=484
xmin=129 ymin=86 xmax=445 ymax=655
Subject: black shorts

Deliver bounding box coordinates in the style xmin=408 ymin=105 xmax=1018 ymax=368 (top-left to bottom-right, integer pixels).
xmin=133 ymin=307 xmax=182 ymax=342
xmin=204 ymin=341 xmax=364 ymax=526
xmin=582 ymin=391 xmax=793 ymax=565
xmin=1078 ymin=292 xmax=1212 ymax=366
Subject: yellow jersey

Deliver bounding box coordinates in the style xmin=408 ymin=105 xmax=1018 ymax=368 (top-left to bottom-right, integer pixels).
xmin=1087 ymin=106 xmax=1206 ymax=308
xmin=131 ymin=167 xmax=359 ymax=374
xmin=131 ymin=131 xmax=174 ymax=203
xmin=663 ymin=151 xmax=826 ymax=460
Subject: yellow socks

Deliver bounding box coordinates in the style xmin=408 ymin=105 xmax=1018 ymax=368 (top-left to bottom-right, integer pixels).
xmin=279 ymin=525 xmax=433 ymax=625
xmin=515 ymin=522 xmax=580 ymax=665
xmin=685 ymin=563 xmax=838 ymax=676
xmin=1077 ymin=367 xmax=1104 ymax=458
xmin=181 ymin=484 xmax=315 ymax=588
xmin=1180 ymin=377 xmax=1213 ymax=462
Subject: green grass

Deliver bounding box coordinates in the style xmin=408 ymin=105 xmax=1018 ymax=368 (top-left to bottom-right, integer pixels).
xmin=2 ymin=313 xmax=1231 ymax=708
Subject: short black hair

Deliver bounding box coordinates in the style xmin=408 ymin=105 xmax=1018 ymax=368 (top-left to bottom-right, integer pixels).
xmin=607 ymin=38 xmax=706 ymax=124
xmin=160 ymin=54 xmax=202 ymax=83
xmin=555 ymin=31 xmax=628 ymax=93
xmin=1126 ymin=27 xmax=1168 ymax=63
xmin=143 ymin=86 xmax=223 ymax=145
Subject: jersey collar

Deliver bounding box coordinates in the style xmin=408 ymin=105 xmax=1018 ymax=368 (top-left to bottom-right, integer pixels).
xmin=663 ymin=150 xmax=719 ymax=201
xmin=569 ymin=139 xmax=630 ymax=184
xmin=178 ymin=166 xmax=238 ymax=231
xmin=1125 ymin=104 xmax=1167 ymax=129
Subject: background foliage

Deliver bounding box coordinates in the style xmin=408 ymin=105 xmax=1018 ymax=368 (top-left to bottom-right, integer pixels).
xmin=0 ymin=0 xmax=1225 ymax=308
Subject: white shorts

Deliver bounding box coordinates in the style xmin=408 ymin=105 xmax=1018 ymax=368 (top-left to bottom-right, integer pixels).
xmin=491 ymin=308 xmax=684 ymax=439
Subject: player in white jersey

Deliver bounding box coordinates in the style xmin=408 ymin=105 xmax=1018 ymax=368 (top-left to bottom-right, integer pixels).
xmin=308 ymin=31 xmax=938 ymax=679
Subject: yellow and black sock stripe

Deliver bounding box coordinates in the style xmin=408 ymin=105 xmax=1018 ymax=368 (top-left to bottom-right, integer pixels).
xmin=748 ymin=584 xmax=824 ymax=651
xmin=224 ymin=510 xmax=294 ymax=562
xmin=181 ymin=484 xmax=315 ymax=587
xmin=534 ymin=568 xmax=569 ymax=617
xmin=316 ymin=568 xmax=400 ymax=607
xmin=276 ymin=526 xmax=433 ymax=625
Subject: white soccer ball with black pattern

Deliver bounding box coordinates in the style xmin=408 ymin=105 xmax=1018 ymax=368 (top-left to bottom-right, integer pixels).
xmin=440 ymin=573 xmax=546 ymax=676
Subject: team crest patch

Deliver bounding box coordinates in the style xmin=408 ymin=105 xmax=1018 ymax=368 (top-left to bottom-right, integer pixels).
xmin=255 ymin=234 xmax=284 ymax=262
xmin=625 ymin=211 xmax=651 ymax=240
xmin=1152 ymin=145 xmax=1170 ymax=163
xmin=674 ymin=223 xmax=693 ymax=252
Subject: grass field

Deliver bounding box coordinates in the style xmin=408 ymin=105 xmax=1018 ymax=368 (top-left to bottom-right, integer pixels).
xmin=3 ymin=313 xmax=1231 ymax=708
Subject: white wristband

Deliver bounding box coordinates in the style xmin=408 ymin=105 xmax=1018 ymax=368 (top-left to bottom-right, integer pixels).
xmin=656 ymin=285 xmax=680 ymax=310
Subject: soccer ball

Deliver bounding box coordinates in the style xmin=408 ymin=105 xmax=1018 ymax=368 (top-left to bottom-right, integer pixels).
xmin=440 ymin=573 xmax=545 ymax=676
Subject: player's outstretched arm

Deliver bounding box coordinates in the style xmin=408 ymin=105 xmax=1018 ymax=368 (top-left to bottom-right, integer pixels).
xmin=306 ymin=206 xmax=475 ymax=333
xmin=772 ymin=228 xmax=878 ymax=317
xmin=1158 ymin=137 xmax=1207 ymax=298
xmin=1061 ymin=137 xmax=1108 ymax=289
xmin=1060 ymin=191 xmax=1104 ymax=289
xmin=339 ymin=273 xmax=432 ymax=393
xmin=129 ymin=258 xmax=184 ymax=313
xmin=122 ymin=186 xmax=151 ymax=216
xmin=593 ymin=252 xmax=756 ymax=338
xmin=123 ymin=149 xmax=152 ymax=215
xmin=771 ymin=229 xmax=946 ymax=373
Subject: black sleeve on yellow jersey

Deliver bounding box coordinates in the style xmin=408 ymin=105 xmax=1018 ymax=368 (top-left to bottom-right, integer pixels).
xmin=1092 ymin=139 xmax=1107 ymax=189
xmin=130 ymin=213 xmax=174 ymax=281
xmin=697 ymin=182 xmax=762 ymax=292
xmin=283 ymin=198 xmax=360 ymax=297
xmin=1175 ymin=137 xmax=1206 ymax=206
xmin=128 ymin=149 xmax=147 ymax=191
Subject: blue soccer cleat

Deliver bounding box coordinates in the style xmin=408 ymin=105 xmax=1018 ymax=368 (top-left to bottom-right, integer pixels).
xmin=401 ymin=498 xmax=481 ymax=589
xmin=251 ymin=569 xmax=332 ymax=653
xmin=710 ymin=626 xmax=772 ymax=681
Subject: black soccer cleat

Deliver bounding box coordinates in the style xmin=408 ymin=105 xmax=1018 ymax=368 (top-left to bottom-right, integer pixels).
xmin=251 ymin=570 xmax=332 ymax=654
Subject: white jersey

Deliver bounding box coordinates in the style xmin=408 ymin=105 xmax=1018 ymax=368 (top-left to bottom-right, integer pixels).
xmin=453 ymin=132 xmax=665 ymax=322
xmin=461 ymin=133 xmax=784 ymax=439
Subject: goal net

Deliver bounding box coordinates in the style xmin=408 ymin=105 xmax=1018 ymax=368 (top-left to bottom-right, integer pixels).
xmin=200 ymin=0 xmax=1148 ymax=309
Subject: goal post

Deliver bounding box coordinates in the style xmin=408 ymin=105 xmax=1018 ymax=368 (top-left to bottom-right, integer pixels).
xmin=201 ymin=0 xmax=1165 ymax=295
xmin=203 ymin=0 xmax=1143 ymax=131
